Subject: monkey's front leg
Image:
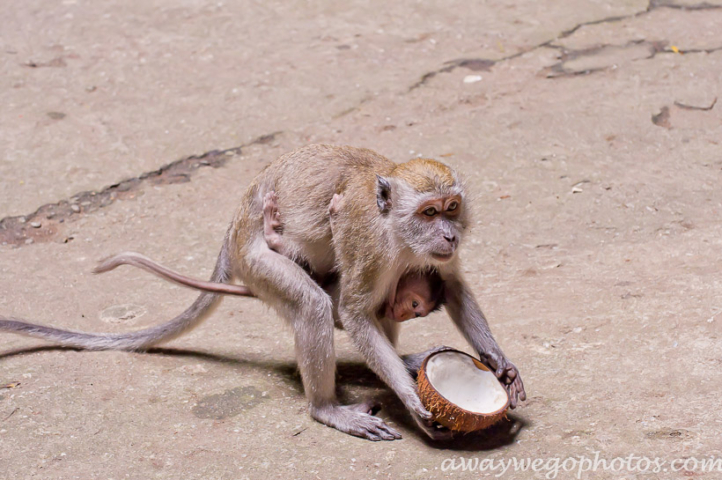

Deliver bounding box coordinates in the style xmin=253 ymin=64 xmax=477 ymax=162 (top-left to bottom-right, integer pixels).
xmin=340 ymin=306 xmax=453 ymax=441
xmin=443 ymin=275 xmax=526 ymax=408
xmin=239 ymin=247 xmax=400 ymax=441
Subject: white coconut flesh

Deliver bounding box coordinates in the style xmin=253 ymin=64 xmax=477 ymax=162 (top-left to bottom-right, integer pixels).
xmin=425 ymin=351 xmax=508 ymax=413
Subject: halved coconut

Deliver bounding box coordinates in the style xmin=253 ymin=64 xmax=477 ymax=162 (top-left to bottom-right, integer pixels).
xmin=417 ymin=349 xmax=510 ymax=432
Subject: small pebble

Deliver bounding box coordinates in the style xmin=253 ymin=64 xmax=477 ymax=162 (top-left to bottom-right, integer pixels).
xmin=463 ymin=75 xmax=482 ymax=84
xmin=24 ymin=238 xmax=34 ymax=245
xmin=30 ymin=222 xmax=41 ymax=228
xmin=17 ymin=217 xmax=26 ymax=224
xmin=71 ymin=204 xmax=80 ymax=213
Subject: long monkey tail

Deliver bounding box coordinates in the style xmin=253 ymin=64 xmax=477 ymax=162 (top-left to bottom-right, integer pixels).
xmin=93 ymin=251 xmax=254 ymax=297
xmin=0 ymin=242 xmax=233 ymax=351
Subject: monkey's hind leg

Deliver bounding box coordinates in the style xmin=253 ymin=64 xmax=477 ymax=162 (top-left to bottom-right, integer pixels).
xmin=239 ymin=246 xmax=401 ymax=441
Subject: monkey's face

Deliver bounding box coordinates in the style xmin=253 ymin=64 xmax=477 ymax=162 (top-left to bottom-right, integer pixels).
xmin=394 ymin=192 xmax=466 ymax=263
xmin=388 ymin=274 xmax=436 ymax=321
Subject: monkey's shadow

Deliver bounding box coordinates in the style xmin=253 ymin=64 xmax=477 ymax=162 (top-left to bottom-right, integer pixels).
xmin=0 ymin=345 xmax=526 ymax=451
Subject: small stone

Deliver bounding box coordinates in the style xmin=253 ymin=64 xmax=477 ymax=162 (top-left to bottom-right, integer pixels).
xmin=573 ymin=327 xmax=582 ymax=333
xmin=17 ymin=217 xmax=26 ymax=224
xmin=24 ymin=238 xmax=34 ymax=245
xmin=30 ymin=222 xmax=41 ymax=228
xmin=463 ymin=75 xmax=482 ymax=83
xmin=70 ymin=204 xmax=80 ymax=213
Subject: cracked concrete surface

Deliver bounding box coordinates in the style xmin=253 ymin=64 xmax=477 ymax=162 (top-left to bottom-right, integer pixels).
xmin=1 ymin=1 xmax=721 ymax=479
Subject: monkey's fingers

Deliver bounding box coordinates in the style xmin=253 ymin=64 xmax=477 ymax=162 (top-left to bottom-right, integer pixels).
xmin=412 ymin=404 xmax=434 ymax=421
xmin=350 ymin=414 xmax=402 ymax=441
xmin=417 ymin=417 xmax=455 ymax=441
xmin=514 ymin=375 xmax=526 ymax=402
xmin=506 ymin=377 xmax=526 ymax=409
xmin=373 ymin=422 xmax=403 ymax=441
xmin=262 ymin=190 xmax=277 ymax=206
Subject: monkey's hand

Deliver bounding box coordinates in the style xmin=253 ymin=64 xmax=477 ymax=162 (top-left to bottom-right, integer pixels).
xmin=407 ymin=394 xmax=455 ymax=441
xmin=483 ymin=352 xmax=526 ymax=408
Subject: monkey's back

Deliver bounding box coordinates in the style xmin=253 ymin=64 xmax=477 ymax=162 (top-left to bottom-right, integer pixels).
xmin=232 ymin=145 xmax=395 ymax=273
xmin=267 ymin=145 xmax=393 ymax=236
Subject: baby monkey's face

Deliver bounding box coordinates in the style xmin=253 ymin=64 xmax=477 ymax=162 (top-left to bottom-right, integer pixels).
xmin=387 ymin=274 xmax=435 ymax=322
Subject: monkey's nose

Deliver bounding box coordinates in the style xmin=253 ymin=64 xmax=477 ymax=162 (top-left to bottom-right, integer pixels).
xmin=415 ymin=312 xmax=422 ymax=318
xmin=444 ymin=235 xmax=456 ymax=244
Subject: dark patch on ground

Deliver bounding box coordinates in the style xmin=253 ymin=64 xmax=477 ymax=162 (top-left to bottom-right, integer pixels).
xmin=24 ymin=57 xmax=67 ymax=68
xmin=652 ymin=106 xmax=672 ymax=128
xmin=0 ymin=132 xmax=281 ymax=247
xmin=645 ymin=428 xmax=694 ymax=439
xmin=450 ymin=58 xmax=495 ymax=72
xmin=192 ymin=386 xmax=268 ymax=420
xmin=409 ymin=59 xmax=496 ymax=91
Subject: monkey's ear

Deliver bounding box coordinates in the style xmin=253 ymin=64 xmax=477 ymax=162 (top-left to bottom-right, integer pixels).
xmin=376 ymin=175 xmax=392 ymax=213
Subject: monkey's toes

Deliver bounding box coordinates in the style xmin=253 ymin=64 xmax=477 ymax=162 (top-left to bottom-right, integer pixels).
xmin=311 ymin=404 xmax=402 ymax=441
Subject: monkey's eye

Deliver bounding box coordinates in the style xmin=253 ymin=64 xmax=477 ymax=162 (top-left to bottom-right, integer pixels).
xmin=423 ymin=207 xmax=438 ymax=217
xmin=447 ymin=201 xmax=458 ymax=212
xmin=412 ymin=301 xmax=419 ymax=309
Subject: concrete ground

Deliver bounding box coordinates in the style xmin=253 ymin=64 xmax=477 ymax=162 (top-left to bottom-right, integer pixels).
xmin=1 ymin=0 xmax=721 ymax=478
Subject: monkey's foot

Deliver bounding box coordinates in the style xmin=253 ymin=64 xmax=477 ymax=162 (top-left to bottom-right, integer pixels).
xmin=262 ymin=191 xmax=284 ymax=250
xmin=311 ymin=403 xmax=402 ymax=441
xmin=262 ymin=191 xmax=281 ymax=227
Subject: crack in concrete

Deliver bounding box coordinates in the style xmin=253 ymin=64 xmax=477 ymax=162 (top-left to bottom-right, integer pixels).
xmin=0 ymin=132 xmax=281 ymax=247
xmin=650 ymin=0 xmax=722 ymax=10
xmin=545 ymin=41 xmax=722 ymax=78
xmin=407 ymin=0 xmax=722 ymax=90
xmin=5 ymin=0 xmax=721 ymax=248
xmin=674 ymin=97 xmax=717 ymax=111
xmin=544 ymin=39 xmax=667 ymax=78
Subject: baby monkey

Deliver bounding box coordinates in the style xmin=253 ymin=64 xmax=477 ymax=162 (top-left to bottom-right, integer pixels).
xmin=263 ymin=191 xmax=443 ymax=322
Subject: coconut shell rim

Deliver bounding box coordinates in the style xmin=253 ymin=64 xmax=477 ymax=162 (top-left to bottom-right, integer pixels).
xmin=419 ymin=349 xmax=511 ymax=420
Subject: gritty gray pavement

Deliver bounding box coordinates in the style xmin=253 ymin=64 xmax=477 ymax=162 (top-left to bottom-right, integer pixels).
xmin=1 ymin=1 xmax=722 ymax=479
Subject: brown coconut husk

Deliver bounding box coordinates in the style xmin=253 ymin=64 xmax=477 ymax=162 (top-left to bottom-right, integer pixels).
xmin=417 ymin=349 xmax=510 ymax=432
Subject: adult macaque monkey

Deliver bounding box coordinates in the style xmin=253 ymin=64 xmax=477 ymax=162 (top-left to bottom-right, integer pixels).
xmin=0 ymin=144 xmax=525 ymax=441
